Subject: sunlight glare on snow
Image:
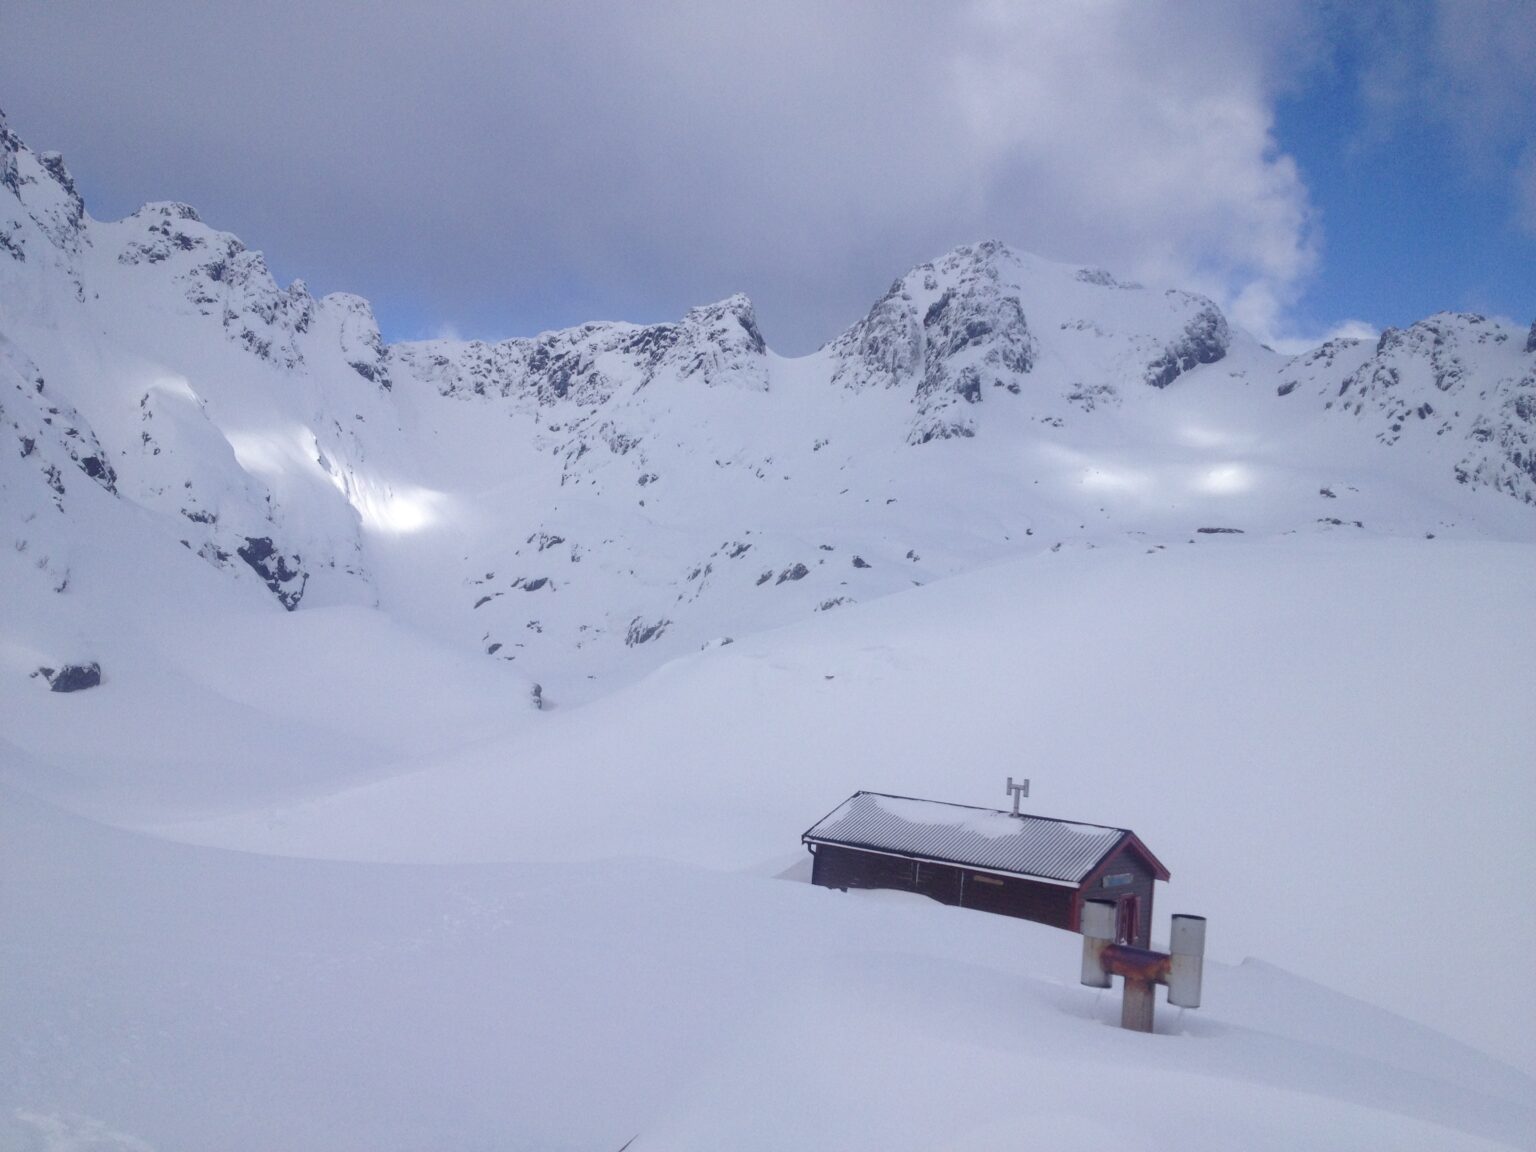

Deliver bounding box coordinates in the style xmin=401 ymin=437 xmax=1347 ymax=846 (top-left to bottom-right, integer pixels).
xmin=346 ymin=481 xmax=449 ymax=534
xmin=1193 ymin=463 xmax=1255 ymax=495
xmin=1038 ymin=443 xmax=1154 ymax=496
xmin=1077 ymin=462 xmax=1152 ymax=494
xmin=226 ymin=425 xmax=450 ymax=532
xmin=226 ymin=425 xmax=317 ymax=478
xmin=322 ymin=465 xmax=449 ymax=534
xmin=1178 ymin=423 xmax=1245 ymax=449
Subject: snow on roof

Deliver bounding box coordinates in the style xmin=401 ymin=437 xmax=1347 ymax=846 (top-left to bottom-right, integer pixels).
xmin=803 ymin=791 xmax=1128 ymax=884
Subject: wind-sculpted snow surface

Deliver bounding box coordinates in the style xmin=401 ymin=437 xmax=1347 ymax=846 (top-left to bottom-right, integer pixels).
xmin=3 ymin=540 xmax=1534 ymax=1150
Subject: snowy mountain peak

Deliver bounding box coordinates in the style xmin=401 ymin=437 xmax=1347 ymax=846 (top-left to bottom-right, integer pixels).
xmin=106 ymin=203 xmax=317 ymax=370
xmin=133 ymin=200 xmax=203 ymax=223
xmin=319 ymin=292 xmax=392 ymax=390
xmin=826 ymin=240 xmax=1231 ymax=443
xmin=389 ymin=287 xmax=770 ymax=406
xmin=1 ymin=112 xmax=87 ymax=258
xmin=681 ymin=291 xmax=765 ymax=352
xmin=1322 ymin=312 xmax=1536 ymax=503
xmin=0 ymin=110 xmax=1532 ymax=695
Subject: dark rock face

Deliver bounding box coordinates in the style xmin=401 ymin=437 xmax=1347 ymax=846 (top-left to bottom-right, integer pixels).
xmin=1527 ymin=319 xmax=1535 ymax=355
xmin=46 ymin=663 xmax=101 ymax=692
xmin=1144 ymin=296 xmax=1230 ymax=388
xmin=2 ymin=344 xmax=120 ymax=506
xmin=0 ymin=110 xmax=20 ymax=197
xmin=392 ymin=293 xmax=769 ymax=406
xmin=329 ymin=292 xmax=392 ymax=391
xmin=77 ymin=454 xmax=117 ymax=493
xmin=625 ymin=617 xmax=670 ymax=646
xmin=0 ymin=222 xmax=23 ymax=261
xmin=2 ymin=132 xmax=88 ymax=255
xmin=828 ymin=242 xmax=1036 ymax=445
xmin=775 ymin=562 xmax=809 ymax=584
xmin=37 ymin=152 xmax=85 ymax=235
xmin=1329 ymin=313 xmax=1536 ymax=504
xmin=237 ymin=536 xmax=307 ymax=610
xmin=112 ymin=203 xmax=314 ymax=371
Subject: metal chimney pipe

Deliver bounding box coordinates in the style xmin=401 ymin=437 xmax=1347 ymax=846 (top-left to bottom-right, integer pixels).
xmin=1080 ymin=899 xmax=1114 ymax=988
xmin=1166 ymin=914 xmax=1206 ymax=1009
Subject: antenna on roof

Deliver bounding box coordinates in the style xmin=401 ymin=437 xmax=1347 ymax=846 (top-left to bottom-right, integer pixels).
xmin=1006 ymin=776 xmax=1029 ymax=816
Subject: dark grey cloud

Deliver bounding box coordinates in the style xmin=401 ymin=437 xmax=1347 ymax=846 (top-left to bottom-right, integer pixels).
xmin=2 ymin=1 xmax=1325 ymax=350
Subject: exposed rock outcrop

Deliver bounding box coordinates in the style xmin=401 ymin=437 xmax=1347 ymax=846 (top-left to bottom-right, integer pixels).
xmin=42 ymin=663 xmax=101 ymax=692
xmin=1143 ymin=294 xmax=1230 ymax=388
xmin=238 ymin=536 xmax=308 ymax=610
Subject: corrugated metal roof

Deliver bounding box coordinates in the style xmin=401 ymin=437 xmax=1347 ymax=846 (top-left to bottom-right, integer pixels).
xmin=802 ymin=791 xmax=1127 ymax=884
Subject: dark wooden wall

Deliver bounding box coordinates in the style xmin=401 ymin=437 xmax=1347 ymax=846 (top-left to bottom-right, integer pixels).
xmin=812 ymin=845 xmax=1075 ymax=933
xmin=1080 ymin=845 xmax=1157 ymax=947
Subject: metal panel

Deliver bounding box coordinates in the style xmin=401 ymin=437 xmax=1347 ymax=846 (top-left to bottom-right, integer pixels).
xmin=803 ymin=791 xmax=1126 ymax=884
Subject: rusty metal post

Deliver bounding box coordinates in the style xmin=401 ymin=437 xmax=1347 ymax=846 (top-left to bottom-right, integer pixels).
xmin=1080 ymin=905 xmax=1206 ymax=1033
xmin=1080 ymin=899 xmax=1114 ymax=988
xmin=1097 ymin=944 xmax=1169 ymax=1033
xmin=1167 ymin=914 xmax=1206 ymax=1009
xmin=1120 ymin=971 xmax=1156 ymax=1032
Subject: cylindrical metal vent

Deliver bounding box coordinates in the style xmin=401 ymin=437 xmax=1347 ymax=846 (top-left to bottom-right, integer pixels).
xmin=1080 ymin=899 xmax=1115 ymax=988
xmin=1167 ymin=914 xmax=1206 ymax=1008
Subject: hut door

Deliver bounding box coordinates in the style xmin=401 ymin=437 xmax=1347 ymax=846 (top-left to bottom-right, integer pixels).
xmin=1115 ymin=895 xmax=1140 ymax=946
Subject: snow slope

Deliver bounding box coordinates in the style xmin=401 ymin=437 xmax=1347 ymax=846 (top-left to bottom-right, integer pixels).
xmin=4 ymin=534 xmax=1534 ymax=1150
xmin=3 ymin=109 xmax=1535 ymax=1149
xmin=4 ymin=107 xmax=1533 ymax=704
xmin=4 ymin=778 xmax=1532 ymax=1152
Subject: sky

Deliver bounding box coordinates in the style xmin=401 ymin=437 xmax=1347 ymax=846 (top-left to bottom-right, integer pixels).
xmin=0 ymin=0 xmax=1530 ymax=354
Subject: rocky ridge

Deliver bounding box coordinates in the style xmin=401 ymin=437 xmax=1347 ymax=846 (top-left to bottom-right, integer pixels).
xmin=1 ymin=108 xmax=1532 ymax=699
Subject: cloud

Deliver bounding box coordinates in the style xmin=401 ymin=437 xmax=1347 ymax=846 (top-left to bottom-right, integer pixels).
xmin=1264 ymin=317 xmax=1379 ymax=357
xmin=1 ymin=1 xmax=1323 ymax=351
xmin=1349 ymin=1 xmax=1536 ymax=219
xmin=1426 ymin=0 xmax=1536 ymax=157
xmin=1515 ymin=148 xmax=1536 ymax=240
xmin=946 ymin=2 xmax=1319 ymax=343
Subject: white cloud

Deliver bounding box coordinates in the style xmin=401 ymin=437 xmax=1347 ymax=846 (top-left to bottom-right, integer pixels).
xmin=0 ymin=1 xmax=1324 ymax=350
xmin=1349 ymin=0 xmax=1536 ymax=223
xmin=1427 ymin=0 xmax=1536 ymax=153
xmin=1515 ymin=147 xmax=1536 ymax=240
xmin=1264 ymin=317 xmax=1378 ymax=357
xmin=946 ymin=1 xmax=1318 ymax=347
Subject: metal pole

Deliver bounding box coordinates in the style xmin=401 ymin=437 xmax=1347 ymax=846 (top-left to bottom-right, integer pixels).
xmin=1121 ymin=974 xmax=1156 ymax=1033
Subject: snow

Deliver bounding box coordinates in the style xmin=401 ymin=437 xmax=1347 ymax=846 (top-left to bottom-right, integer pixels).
xmin=2 ymin=111 xmax=1535 ymax=1148
xmin=864 ymin=794 xmax=1114 ymax=845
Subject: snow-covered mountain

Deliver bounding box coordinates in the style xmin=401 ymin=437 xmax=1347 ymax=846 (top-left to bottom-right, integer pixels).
xmin=3 ymin=110 xmax=1535 ymax=1149
xmin=3 ymin=107 xmax=1532 ymax=704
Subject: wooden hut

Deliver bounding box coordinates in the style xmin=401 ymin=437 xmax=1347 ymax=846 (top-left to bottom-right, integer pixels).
xmin=803 ymin=791 xmax=1169 ymax=948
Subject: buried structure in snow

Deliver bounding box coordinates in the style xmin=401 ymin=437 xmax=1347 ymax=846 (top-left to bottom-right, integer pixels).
xmin=803 ymin=791 xmax=1169 ymax=949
